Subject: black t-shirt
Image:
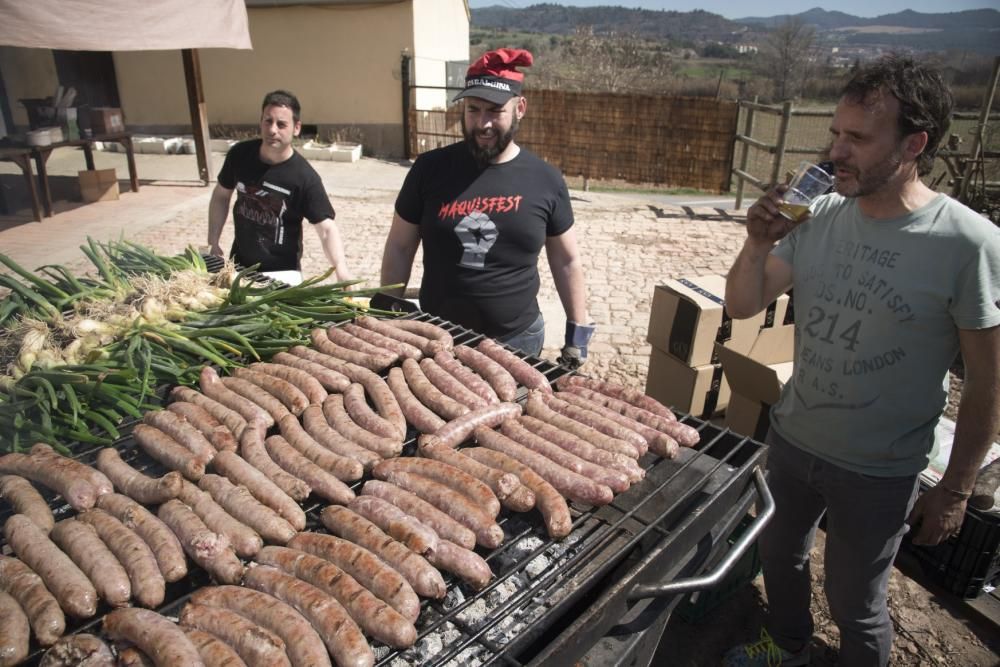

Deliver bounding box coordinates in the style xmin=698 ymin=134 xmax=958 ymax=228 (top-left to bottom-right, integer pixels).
xmin=395 ymin=142 xmax=574 ymax=338
xmin=217 ymin=139 xmax=335 ymax=272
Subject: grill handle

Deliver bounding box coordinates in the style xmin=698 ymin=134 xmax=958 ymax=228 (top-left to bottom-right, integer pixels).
xmin=626 ymin=466 xmax=774 ymax=600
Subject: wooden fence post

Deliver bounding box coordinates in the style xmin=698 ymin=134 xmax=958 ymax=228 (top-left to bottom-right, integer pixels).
xmin=771 ymin=101 xmax=793 ymax=188
xmin=957 ymin=55 xmax=1000 ymax=202
xmin=735 ymin=96 xmax=757 ymax=210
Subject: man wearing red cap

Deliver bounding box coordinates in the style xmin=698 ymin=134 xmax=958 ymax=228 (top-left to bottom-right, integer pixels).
xmin=380 ymin=49 xmax=595 ymax=365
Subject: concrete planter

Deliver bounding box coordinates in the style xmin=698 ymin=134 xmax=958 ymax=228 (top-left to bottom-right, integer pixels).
xmin=210 ymin=139 xmax=237 ymax=153
xmin=299 ymin=140 xmax=334 ymax=161
xmin=135 ymin=137 xmax=183 ymax=154
xmin=330 ymin=142 xmax=362 ymax=163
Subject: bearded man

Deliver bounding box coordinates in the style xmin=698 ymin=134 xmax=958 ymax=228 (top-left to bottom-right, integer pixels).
xmin=380 ymin=49 xmax=594 ymax=364
xmin=723 ymin=55 xmax=1000 ymax=666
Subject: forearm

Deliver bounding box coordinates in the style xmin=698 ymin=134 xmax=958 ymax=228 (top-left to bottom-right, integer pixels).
xmin=207 ymin=191 xmax=231 ymax=248
xmin=725 ymin=239 xmax=778 ymax=319
xmin=380 ymin=243 xmax=416 ymax=297
xmin=551 ymin=257 xmax=588 ymax=323
xmin=317 ymin=221 xmax=352 ymax=282
xmin=942 ymin=374 xmax=1000 ymax=495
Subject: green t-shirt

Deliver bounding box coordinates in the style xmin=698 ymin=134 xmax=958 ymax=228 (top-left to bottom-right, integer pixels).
xmin=770 ymin=193 xmax=1000 ymax=476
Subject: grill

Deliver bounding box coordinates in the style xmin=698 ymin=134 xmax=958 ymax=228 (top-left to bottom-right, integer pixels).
xmin=2 ymin=305 xmax=772 ymax=667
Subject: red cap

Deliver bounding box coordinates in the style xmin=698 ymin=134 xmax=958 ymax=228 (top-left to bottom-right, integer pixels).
xmin=455 ymin=48 xmax=533 ymax=105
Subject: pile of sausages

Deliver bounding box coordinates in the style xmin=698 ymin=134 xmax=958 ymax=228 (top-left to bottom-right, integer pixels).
xmin=0 ymin=315 xmax=700 ymax=667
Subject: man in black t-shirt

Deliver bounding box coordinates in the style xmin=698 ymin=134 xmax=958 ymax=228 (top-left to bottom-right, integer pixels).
xmin=207 ymin=90 xmax=352 ymax=280
xmin=380 ymin=49 xmax=595 ymax=364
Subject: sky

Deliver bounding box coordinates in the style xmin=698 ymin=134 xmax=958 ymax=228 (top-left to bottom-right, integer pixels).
xmin=469 ymin=0 xmax=1000 ymax=20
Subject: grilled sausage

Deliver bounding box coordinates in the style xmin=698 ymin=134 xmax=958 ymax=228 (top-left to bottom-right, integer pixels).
xmin=476 ymin=338 xmax=551 ymax=393
xmin=427 ymin=539 xmax=493 ymax=591
xmin=418 ymin=441 xmax=535 ymax=511
xmin=49 ymin=519 xmax=131 ymax=608
xmin=179 ymin=602 xmax=289 ymax=667
xmin=103 ymin=607 xmax=204 ymax=667
xmin=560 ymin=384 xmax=700 ymax=447
xmin=343 ymin=321 xmax=422 ymax=360
xmin=0 ymin=554 xmax=64 ymax=646
xmin=181 ymin=627 xmax=248 ymax=667
xmin=0 ymin=474 xmax=54 ymax=533
xmin=326 ymin=324 xmax=400 ymax=366
xmin=310 ymin=327 xmax=393 ymax=372
xmin=301 ymin=405 xmax=382 ymax=472
xmin=170 ymin=386 xmax=248 ymax=439
xmin=167 ymin=401 xmax=239 ymax=452
xmin=220 ymin=376 xmax=291 ymax=424
xmin=249 ymin=362 xmax=326 ymax=405
xmin=142 ymin=409 xmax=216 ymax=464
xmin=386 ymin=366 xmax=444 ymax=434
xmin=176 ymin=479 xmax=262 ymax=558
xmin=434 ymin=350 xmax=500 ymax=403
xmin=95 ymin=448 xmax=182 ymax=504
xmin=157 ymin=500 xmax=243 ymax=585
xmin=287 ymin=532 xmax=421 ymax=625
xmin=347 ymin=495 xmax=439 ymax=556
xmin=463 ymin=447 xmax=573 ymax=539
xmin=329 ymin=361 xmax=407 ymax=439
xmin=0 ymin=590 xmax=29 ymax=667
xmin=0 ymin=452 xmax=97 ymax=511
xmin=360 ymin=479 xmax=475 ymax=549
xmin=374 ymin=457 xmax=500 ymax=518
xmin=264 ymin=435 xmax=355 ymax=504
xmin=29 ymin=444 xmax=113 ymax=497
xmin=343 ymin=382 xmax=405 ymax=441
xmin=354 ymin=315 xmax=437 ymax=356
xmin=385 ymin=318 xmax=454 ymax=353
xmin=96 ymin=493 xmax=188 ymax=583
xmin=233 ymin=368 xmax=309 ymax=416
xmin=553 ymin=390 xmax=679 ymax=459
xmin=277 ymin=415 xmax=363 ymax=483
xmin=454 ymin=344 xmax=518 ymax=401
xmin=422 ymin=401 xmax=522 ymax=449
xmin=525 ymin=391 xmax=640 ymax=458
xmin=542 ymin=392 xmax=649 ymax=455
xmin=401 ymin=357 xmax=469 ymax=421
xmin=38 ymin=633 xmax=114 ymax=667
xmin=191 ymin=585 xmax=331 ymax=667
xmin=271 ymin=351 xmax=350 ymax=393
xmin=517 ymin=415 xmax=644 ymax=482
xmin=133 ymin=423 xmax=206 ymax=481
xmin=4 ymin=515 xmax=97 ymax=618
xmin=116 ymin=646 xmax=155 ymax=667
xmin=322 ymin=394 xmax=403 ymax=458
xmin=419 ymin=357 xmax=488 ymax=410
xmin=78 ymin=508 xmax=165 ymax=608
xmin=198 ymin=474 xmax=297 ymax=545
xmin=210 ymin=450 xmax=306 ymax=531
xmin=239 ymin=420 xmax=311 ymax=501
xmin=243 ymin=564 xmax=373 ymax=667
xmin=255 ymin=545 xmax=418 ymax=644
xmin=556 ymin=374 xmax=676 ymax=420
xmin=200 ymin=366 xmax=273 ymax=428
xmin=320 ymin=505 xmax=446 ymax=598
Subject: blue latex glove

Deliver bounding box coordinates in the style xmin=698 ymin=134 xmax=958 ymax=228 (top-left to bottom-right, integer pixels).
xmin=557 ymin=321 xmax=596 ymax=369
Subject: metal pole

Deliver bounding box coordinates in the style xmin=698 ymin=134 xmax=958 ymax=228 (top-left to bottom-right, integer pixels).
xmin=401 ymin=53 xmax=412 ymax=160
xmin=771 ymin=100 xmax=793 ymax=188
xmin=957 ymin=55 xmax=1000 ymax=202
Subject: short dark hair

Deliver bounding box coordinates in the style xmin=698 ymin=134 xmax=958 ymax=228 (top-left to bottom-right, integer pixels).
xmin=841 ymin=54 xmax=953 ymax=176
xmin=261 ymin=90 xmax=301 ymax=122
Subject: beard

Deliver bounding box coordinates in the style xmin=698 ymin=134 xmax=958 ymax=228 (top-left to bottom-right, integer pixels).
xmin=463 ymin=114 xmax=519 ymax=168
xmin=834 ymin=148 xmax=904 ymax=199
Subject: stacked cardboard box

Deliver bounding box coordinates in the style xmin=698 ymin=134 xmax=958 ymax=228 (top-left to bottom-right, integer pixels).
xmin=716 ymin=325 xmax=795 ymax=439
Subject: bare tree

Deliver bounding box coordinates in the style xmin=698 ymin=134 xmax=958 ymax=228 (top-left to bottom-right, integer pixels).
xmin=559 ymin=26 xmax=673 ymax=93
xmin=758 ymin=18 xmax=816 ymax=101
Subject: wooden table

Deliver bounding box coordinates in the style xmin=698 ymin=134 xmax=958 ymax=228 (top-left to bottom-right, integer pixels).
xmin=0 ymin=146 xmax=44 ymax=221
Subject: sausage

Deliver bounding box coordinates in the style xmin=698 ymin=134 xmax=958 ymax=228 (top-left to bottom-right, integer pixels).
xmin=343 ymin=382 xmax=404 ymax=441
xmin=271 ymin=351 xmax=350 ymax=393
xmin=474 ymin=426 xmax=614 ymax=507
xmin=401 ymin=357 xmax=469 ymax=421
xmin=103 ymin=607 xmax=205 ymax=667
xmin=427 ymin=539 xmax=493 ymax=591
xmin=476 ymin=338 xmax=551 ymax=393
xmin=418 ymin=442 xmax=534 ymax=512
xmin=347 ymin=495 xmax=439 ymax=556
xmin=49 ymin=519 xmax=131 ymax=607
xmin=170 ymin=386 xmax=248 ymax=439
xmin=320 ymin=505 xmax=446 ymax=598
xmin=542 ymin=391 xmax=649 ymax=455
xmin=561 ymin=384 xmax=700 ymax=447
xmin=176 ymin=480 xmax=263 ymax=559
xmin=190 ymin=585 xmax=331 ymax=667
xmin=454 ymin=344 xmax=518 ymax=401
xmin=95 ymin=448 xmax=182 ymax=504
xmin=133 ymin=423 xmax=205 ymax=481
xmin=210 ymin=450 xmax=306 ymax=531
xmin=360 ymin=479 xmax=475 ymax=550
xmin=181 ymin=627 xmax=248 ymax=667
xmin=374 ymin=457 xmax=500 ymax=518
xmin=142 ymin=409 xmax=216 ymax=464
xmin=29 ymin=444 xmax=113 ymax=498
xmin=277 ymin=415 xmax=363 ymax=483
xmin=386 ymin=366 xmax=444 ymax=434
xmin=179 ymin=602 xmax=289 ymax=667
xmin=233 ymin=367 xmax=309 ymax=416
xmin=354 ymin=315 xmax=437 ymax=356
xmin=326 ymin=324 xmax=400 ymax=366
xmin=78 ymin=508 xmax=165 ymax=608
xmin=434 ymin=350 xmax=499 ymax=403
xmin=0 ymin=554 xmax=65 ymax=646
xmin=167 ymin=401 xmax=239 ymax=452
xmin=328 ymin=361 xmax=407 ymax=439
xmin=255 ymin=545 xmax=418 ymax=645
xmin=264 ymin=435 xmax=355 ymax=505
xmin=38 ymin=633 xmax=114 ymax=667
xmin=321 ymin=394 xmax=403 ymax=458
xmin=0 ymin=452 xmax=97 ymax=511
xmin=421 ymin=401 xmax=522 ymax=449
xmin=286 ymin=532 xmax=421 ymax=624
xmin=419 ymin=357 xmax=488 ymax=410
xmin=556 ymin=374 xmax=676 ymax=421
xmin=220 ymin=376 xmax=291 ymax=424
xmin=95 ymin=492 xmax=187 ymax=583
xmin=198 ymin=474 xmax=297 ymax=545
xmin=3 ymin=515 xmax=97 ymax=618
xmin=553 ymin=390 xmax=679 ymax=459
xmin=238 ymin=420 xmax=311 ymax=501
xmin=243 ymin=564 xmax=373 ymax=667
xmin=117 ymin=646 xmax=155 ymax=667
xmin=0 ymin=590 xmax=29 ymax=667
xmin=247 ymin=362 xmax=325 ymax=406
xmin=385 ymin=318 xmax=454 ymax=353
xmin=301 ymin=405 xmax=382 ymax=472
xmin=343 ymin=321 xmax=422 ymax=360
xmin=525 ymin=391 xmax=640 ymax=458
xmin=462 ymin=447 xmax=573 ymax=539
xmin=517 ymin=415 xmax=644 ymax=483
xmin=310 ymin=328 xmax=393 ymax=372
xmin=0 ymin=474 xmax=54 ymax=533
xmin=200 ymin=366 xmax=273 ymax=428
xmin=157 ymin=500 xmax=244 ymax=585
xmin=499 ymin=419 xmax=631 ymax=493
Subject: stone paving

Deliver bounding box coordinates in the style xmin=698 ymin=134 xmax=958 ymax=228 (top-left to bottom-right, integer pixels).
xmin=0 ymin=146 xmax=750 ymax=390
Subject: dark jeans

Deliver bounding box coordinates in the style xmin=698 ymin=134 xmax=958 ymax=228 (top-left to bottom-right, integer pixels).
xmin=497 ymin=311 xmax=545 ymax=358
xmin=760 ymin=428 xmax=920 ymax=667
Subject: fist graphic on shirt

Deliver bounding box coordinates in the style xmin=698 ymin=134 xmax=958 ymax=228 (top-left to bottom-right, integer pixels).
xmin=455 ymin=211 xmax=499 ymax=269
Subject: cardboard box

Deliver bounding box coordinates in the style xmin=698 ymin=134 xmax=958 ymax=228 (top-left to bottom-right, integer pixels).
xmin=89 ymin=107 xmax=124 ymax=135
xmin=718 ymin=325 xmax=795 ymax=440
xmin=645 ymin=346 xmax=730 ymax=418
xmin=646 ymin=274 xmax=789 ymax=367
xmin=78 ymin=169 xmax=119 ymax=203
